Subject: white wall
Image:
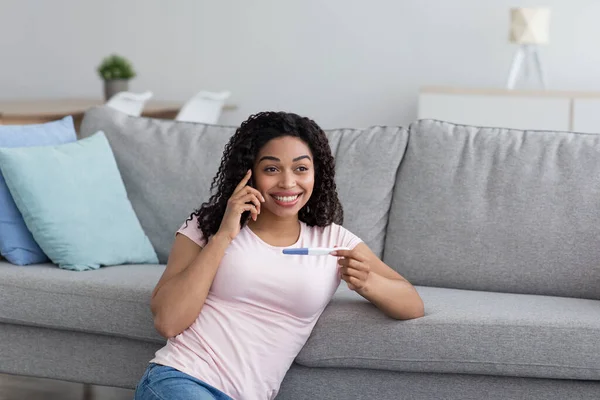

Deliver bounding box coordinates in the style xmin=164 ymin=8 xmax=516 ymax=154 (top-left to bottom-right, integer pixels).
xmin=1 ymin=0 xmax=598 ymax=128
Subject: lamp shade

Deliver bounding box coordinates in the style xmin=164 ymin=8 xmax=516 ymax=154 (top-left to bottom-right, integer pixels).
xmin=509 ymin=7 xmax=551 ymax=44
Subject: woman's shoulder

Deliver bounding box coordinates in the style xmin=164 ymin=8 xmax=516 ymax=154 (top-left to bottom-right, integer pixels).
xmin=177 ymin=213 xmax=207 ymax=247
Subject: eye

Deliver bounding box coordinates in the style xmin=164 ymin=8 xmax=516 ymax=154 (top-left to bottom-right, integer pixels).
xmin=297 ymin=166 xmax=309 ymax=172
xmin=264 ymin=166 xmax=278 ymax=173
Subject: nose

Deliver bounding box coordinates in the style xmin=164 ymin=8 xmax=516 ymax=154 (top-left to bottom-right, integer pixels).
xmin=278 ymin=171 xmax=296 ymax=189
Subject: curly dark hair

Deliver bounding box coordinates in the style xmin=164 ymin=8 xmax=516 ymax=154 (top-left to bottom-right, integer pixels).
xmin=186 ymin=111 xmax=343 ymax=242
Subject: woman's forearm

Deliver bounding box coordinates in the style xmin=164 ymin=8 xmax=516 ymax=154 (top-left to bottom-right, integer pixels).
xmin=357 ymin=273 xmax=424 ymax=320
xmin=151 ymin=233 xmax=231 ymax=337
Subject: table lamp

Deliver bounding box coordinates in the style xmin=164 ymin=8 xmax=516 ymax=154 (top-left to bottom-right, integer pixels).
xmin=506 ymin=7 xmax=551 ymax=90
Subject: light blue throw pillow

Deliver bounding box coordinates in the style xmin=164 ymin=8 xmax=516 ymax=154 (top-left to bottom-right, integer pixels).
xmin=0 ymin=131 xmax=158 ymax=271
xmin=0 ymin=116 xmax=77 ymax=265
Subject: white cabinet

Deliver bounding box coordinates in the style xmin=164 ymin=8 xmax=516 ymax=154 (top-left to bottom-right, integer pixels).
xmin=418 ymin=87 xmax=600 ymax=134
xmin=572 ymin=99 xmax=600 ymax=134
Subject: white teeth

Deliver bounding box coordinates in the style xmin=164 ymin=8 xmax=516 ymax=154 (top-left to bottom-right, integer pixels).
xmin=273 ymin=194 xmax=300 ymax=202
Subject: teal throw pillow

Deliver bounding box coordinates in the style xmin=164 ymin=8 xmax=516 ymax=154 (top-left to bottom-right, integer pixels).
xmin=0 ymin=131 xmax=158 ymax=271
xmin=0 ymin=116 xmax=77 ymax=265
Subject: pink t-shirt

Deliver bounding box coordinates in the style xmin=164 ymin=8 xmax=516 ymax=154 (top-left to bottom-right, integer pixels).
xmin=150 ymin=215 xmax=362 ymax=400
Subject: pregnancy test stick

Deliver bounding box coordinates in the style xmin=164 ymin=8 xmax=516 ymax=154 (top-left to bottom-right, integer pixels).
xmin=282 ymin=247 xmax=349 ymax=256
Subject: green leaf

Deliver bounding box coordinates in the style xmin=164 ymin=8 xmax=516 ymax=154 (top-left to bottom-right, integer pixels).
xmin=97 ymin=53 xmax=136 ymax=80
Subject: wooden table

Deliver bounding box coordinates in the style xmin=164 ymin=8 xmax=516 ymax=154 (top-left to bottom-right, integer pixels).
xmin=0 ymin=99 xmax=236 ymax=132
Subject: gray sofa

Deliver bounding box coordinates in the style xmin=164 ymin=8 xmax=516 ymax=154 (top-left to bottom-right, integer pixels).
xmin=1 ymin=106 xmax=599 ymax=399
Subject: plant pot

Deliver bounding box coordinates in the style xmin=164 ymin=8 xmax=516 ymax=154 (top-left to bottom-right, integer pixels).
xmin=104 ymin=79 xmax=129 ymax=101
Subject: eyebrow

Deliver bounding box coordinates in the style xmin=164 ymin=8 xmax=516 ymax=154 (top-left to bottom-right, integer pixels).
xmin=258 ymin=155 xmax=312 ymax=163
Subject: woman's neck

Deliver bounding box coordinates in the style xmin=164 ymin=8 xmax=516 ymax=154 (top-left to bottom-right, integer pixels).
xmin=247 ymin=211 xmax=300 ymax=235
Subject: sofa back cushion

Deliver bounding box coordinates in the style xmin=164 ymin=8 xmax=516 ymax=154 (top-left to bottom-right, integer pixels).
xmin=324 ymin=126 xmax=407 ymax=258
xmin=81 ymin=107 xmax=407 ymax=263
xmin=80 ymin=107 xmax=236 ymax=263
xmin=384 ymin=119 xmax=600 ymax=300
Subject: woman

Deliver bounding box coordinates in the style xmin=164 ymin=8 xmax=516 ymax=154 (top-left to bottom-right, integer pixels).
xmin=134 ymin=112 xmax=424 ymax=400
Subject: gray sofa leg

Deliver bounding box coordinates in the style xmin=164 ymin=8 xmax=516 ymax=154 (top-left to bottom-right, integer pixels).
xmin=83 ymin=383 xmax=93 ymax=400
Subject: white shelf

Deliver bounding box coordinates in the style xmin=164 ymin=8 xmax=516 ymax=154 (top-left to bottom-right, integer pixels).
xmin=418 ymin=87 xmax=600 ymax=133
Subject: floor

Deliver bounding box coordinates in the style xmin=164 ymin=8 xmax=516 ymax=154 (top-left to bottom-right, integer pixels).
xmin=0 ymin=373 xmax=134 ymax=400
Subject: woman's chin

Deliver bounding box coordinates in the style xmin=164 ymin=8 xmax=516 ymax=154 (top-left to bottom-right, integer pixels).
xmin=274 ymin=208 xmax=302 ymax=218
xmin=266 ymin=203 xmax=307 ymax=218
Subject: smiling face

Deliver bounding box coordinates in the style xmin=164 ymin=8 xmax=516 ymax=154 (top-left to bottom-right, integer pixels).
xmin=253 ymin=136 xmax=315 ymax=219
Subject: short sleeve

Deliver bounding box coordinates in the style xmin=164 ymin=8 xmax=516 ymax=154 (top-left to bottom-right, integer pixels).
xmin=176 ymin=214 xmax=207 ymax=247
xmin=333 ymin=223 xmax=363 ymax=250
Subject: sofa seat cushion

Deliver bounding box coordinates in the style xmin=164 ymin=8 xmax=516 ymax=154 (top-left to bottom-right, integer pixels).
xmin=0 ymin=261 xmax=165 ymax=343
xmin=297 ymin=285 xmax=600 ymax=380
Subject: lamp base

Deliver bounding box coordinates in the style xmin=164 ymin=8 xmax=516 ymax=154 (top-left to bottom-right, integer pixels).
xmin=506 ymin=45 xmax=547 ymax=90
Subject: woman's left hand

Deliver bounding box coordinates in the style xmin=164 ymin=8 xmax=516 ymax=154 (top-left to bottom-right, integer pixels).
xmin=332 ymin=247 xmax=372 ymax=291
xmin=331 ymin=243 xmax=425 ymax=320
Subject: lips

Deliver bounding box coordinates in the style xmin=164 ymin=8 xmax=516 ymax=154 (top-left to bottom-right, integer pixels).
xmin=271 ymin=193 xmax=302 ymax=207
xmin=272 ymin=194 xmax=301 ymax=202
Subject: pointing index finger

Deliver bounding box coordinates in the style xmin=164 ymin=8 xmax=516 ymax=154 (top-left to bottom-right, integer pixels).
xmin=234 ymin=170 xmax=252 ymax=193
xmin=331 ymin=248 xmax=350 ymax=257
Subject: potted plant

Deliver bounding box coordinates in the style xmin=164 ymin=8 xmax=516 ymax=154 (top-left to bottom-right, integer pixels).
xmin=97 ymin=54 xmax=136 ymax=100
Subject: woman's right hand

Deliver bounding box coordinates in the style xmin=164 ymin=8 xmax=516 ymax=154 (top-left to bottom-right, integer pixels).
xmin=217 ymin=169 xmax=265 ymax=242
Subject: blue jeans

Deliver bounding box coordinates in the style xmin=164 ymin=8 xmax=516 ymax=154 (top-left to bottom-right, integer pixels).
xmin=134 ymin=363 xmax=233 ymax=400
